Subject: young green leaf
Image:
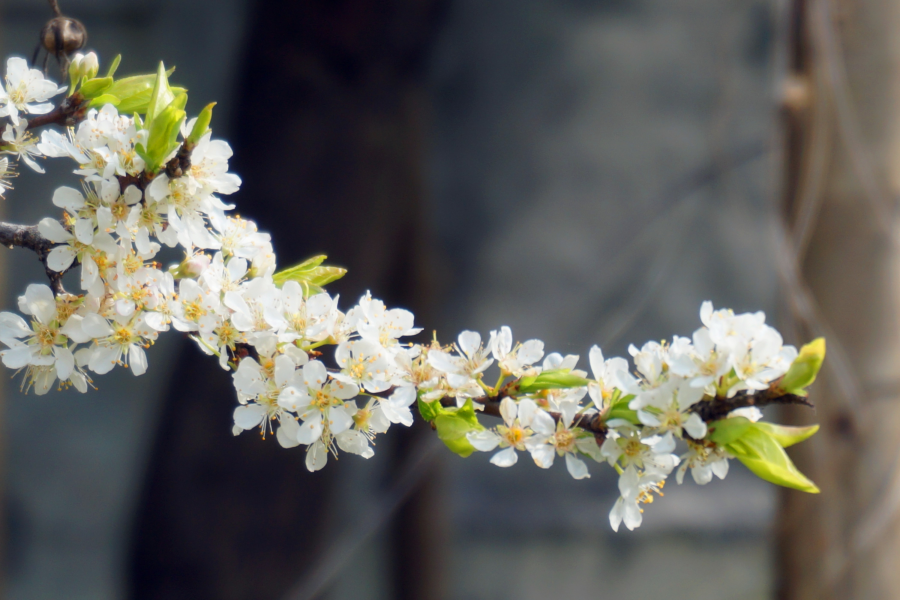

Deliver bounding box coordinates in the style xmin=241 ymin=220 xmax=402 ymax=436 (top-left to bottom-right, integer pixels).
xmin=778 ymin=338 xmax=826 ymax=397
xmin=105 ymin=54 xmax=122 ymax=79
xmin=86 ymin=94 xmax=122 ymax=109
xmin=517 ymin=369 xmax=589 ymax=394
xmin=272 ymin=255 xmax=347 ymax=296
xmin=726 ymin=428 xmax=819 ymax=493
xmin=417 ymin=396 xmax=443 ymax=422
xmin=707 ymin=416 xmax=754 ymax=446
xmin=145 ymin=62 xmax=176 ymax=123
xmin=187 ymin=102 xmax=216 ymax=146
xmin=78 ymin=76 xmax=113 ymax=99
xmin=752 ymin=422 xmax=819 ymax=448
xmin=433 ymin=399 xmax=484 ymax=458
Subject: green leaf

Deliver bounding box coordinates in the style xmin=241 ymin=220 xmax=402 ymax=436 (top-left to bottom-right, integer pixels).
xmin=605 ymin=404 xmax=639 ymax=425
xmin=752 ymin=422 xmax=819 ymax=448
xmin=86 ymin=94 xmax=122 ymax=109
xmin=105 ymin=54 xmax=122 ymax=79
xmin=103 ymin=66 xmax=182 ymax=115
xmin=707 ymin=416 xmax=754 ymax=446
xmin=726 ymin=428 xmax=819 ymax=493
xmin=142 ymin=102 xmax=186 ymax=173
xmin=433 ymin=399 xmax=484 ymax=458
xmin=146 ymin=62 xmax=176 ymax=123
xmin=272 ymin=255 xmax=347 ymax=296
xmin=517 ymin=369 xmax=589 ymax=394
xmin=778 ymin=338 xmax=826 ymax=397
xmin=187 ymin=102 xmax=216 ymax=146
xmin=79 ymin=76 xmax=113 ymax=99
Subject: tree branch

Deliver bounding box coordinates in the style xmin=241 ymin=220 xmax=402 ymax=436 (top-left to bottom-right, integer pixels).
xmin=398 ymin=378 xmax=816 ymax=448
xmin=25 ymin=92 xmax=86 ymax=130
xmin=688 ymin=386 xmax=814 ymax=422
xmin=0 ymin=220 xmax=68 ymax=294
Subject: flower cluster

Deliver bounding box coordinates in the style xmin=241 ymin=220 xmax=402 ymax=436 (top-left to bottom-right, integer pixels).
xmin=0 ymin=54 xmax=823 ymax=532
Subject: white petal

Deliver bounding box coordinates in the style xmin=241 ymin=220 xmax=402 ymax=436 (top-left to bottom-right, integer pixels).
xmin=24 ymin=283 xmax=56 ymax=323
xmin=499 ymin=397 xmax=517 ymax=425
xmin=565 ymin=453 xmax=590 ymax=479
xmin=82 ymin=313 xmax=113 ymax=338
xmin=38 ymin=218 xmax=72 ymax=243
xmin=328 ymin=406 xmax=353 ymax=434
xmin=589 ymin=345 xmax=605 ymax=380
xmin=457 ymin=330 xmax=482 ymax=357
xmin=1 ymin=345 xmax=33 ymax=369
xmin=530 ymin=444 xmax=555 ymax=469
xmin=46 ymin=246 xmax=76 ymax=272
xmin=336 ymin=430 xmax=370 ymax=456
xmin=467 ymin=430 xmax=501 ymax=452
xmin=490 ymin=446 xmax=518 ymax=467
xmin=233 ymin=404 xmax=266 ymax=430
xmin=54 ymin=346 xmax=74 ymax=379
xmin=276 ymin=418 xmax=300 ymax=448
xmin=684 ymin=413 xmax=708 ymax=439
xmin=52 ymin=186 xmax=85 ymax=211
xmin=531 ymin=409 xmax=556 ymax=435
xmin=305 ymin=441 xmax=328 ymax=472
xmin=129 ymin=344 xmax=147 ymax=376
xmin=296 ymin=413 xmax=323 ymax=444
xmin=74 ymin=218 xmax=94 ymax=244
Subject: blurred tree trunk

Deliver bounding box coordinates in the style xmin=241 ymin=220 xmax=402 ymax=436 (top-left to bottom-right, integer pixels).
xmin=128 ymin=2 xmax=447 ymax=599
xmin=778 ymin=0 xmax=900 ymax=598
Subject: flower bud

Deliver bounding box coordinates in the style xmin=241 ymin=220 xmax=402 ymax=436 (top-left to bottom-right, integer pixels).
xmin=81 ymin=52 xmax=99 ymax=79
xmin=168 ymin=253 xmax=210 ymax=279
xmin=69 ymin=51 xmax=99 ymax=87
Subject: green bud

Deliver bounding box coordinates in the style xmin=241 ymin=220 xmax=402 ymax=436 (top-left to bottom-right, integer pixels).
xmin=68 ymin=52 xmax=100 ymax=91
xmin=272 ymin=255 xmax=347 ymax=296
xmin=187 ymin=102 xmax=216 ymax=146
xmin=778 ymin=338 xmax=826 ymax=397
xmin=726 ymin=427 xmax=819 ymax=493
xmin=433 ymin=399 xmax=484 ymax=458
xmin=78 ymin=76 xmax=114 ymax=99
xmin=516 ymin=369 xmax=590 ymax=394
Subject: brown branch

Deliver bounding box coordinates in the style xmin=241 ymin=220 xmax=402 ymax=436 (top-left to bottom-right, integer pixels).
xmin=26 ymin=92 xmax=87 ymax=130
xmin=689 ymin=386 xmax=813 ymax=423
xmin=0 ymin=220 xmax=69 ymax=294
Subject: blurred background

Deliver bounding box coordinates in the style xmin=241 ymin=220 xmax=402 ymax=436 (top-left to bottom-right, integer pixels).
xmin=0 ymin=0 xmax=895 ymax=598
